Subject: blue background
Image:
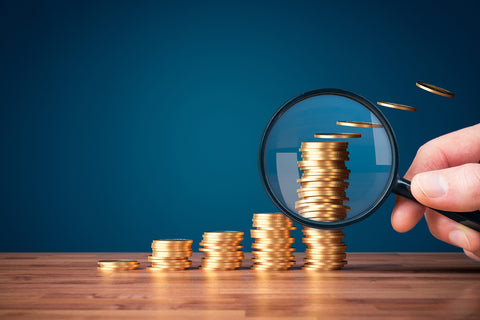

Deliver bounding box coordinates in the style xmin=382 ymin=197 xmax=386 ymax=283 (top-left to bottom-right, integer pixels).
xmin=1 ymin=0 xmax=480 ymax=252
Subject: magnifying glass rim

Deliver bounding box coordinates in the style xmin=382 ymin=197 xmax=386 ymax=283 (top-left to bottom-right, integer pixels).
xmin=258 ymin=88 xmax=399 ymax=229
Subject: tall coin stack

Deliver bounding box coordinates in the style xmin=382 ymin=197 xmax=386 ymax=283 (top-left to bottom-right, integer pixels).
xmin=296 ymin=141 xmax=349 ymax=270
xmin=199 ymin=231 xmax=244 ymax=271
xmin=251 ymin=213 xmax=296 ymax=271
xmin=147 ymin=239 xmax=193 ymax=271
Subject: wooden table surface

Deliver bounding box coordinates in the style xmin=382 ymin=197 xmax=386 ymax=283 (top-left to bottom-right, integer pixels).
xmin=0 ymin=252 xmax=479 ymax=319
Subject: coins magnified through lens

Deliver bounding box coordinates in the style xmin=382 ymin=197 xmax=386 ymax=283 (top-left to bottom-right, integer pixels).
xmin=258 ymin=88 xmax=480 ymax=233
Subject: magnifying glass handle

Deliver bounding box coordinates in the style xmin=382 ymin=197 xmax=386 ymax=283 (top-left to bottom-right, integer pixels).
xmin=393 ymin=176 xmax=480 ymax=232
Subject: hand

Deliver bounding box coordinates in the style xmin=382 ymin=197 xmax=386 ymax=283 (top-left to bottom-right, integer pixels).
xmin=391 ymin=124 xmax=480 ymax=261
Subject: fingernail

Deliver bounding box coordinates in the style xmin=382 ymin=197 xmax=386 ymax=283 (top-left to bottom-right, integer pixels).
xmin=416 ymin=172 xmax=448 ymax=198
xmin=449 ymin=229 xmax=469 ymax=249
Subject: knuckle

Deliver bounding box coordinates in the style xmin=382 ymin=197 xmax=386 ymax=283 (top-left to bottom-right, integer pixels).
xmin=460 ymin=164 xmax=480 ymax=199
xmin=414 ymin=142 xmax=449 ymax=173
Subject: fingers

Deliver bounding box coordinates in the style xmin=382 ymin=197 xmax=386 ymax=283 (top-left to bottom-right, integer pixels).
xmin=411 ymin=163 xmax=480 ymax=212
xmin=392 ymin=124 xmax=480 ymax=233
xmin=463 ymin=249 xmax=480 ymax=262
xmin=391 ymin=196 xmax=426 ymax=233
xmin=424 ymin=209 xmax=480 ymax=254
xmin=405 ymin=124 xmax=480 ymax=179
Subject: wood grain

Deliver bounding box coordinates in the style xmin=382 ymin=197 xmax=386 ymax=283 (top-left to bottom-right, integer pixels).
xmin=0 ymin=252 xmax=479 ymax=319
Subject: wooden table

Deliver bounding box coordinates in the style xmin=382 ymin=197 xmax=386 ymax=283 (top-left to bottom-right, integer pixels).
xmin=0 ymin=253 xmax=479 ymax=319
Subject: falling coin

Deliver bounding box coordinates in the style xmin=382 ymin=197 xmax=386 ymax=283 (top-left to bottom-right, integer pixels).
xmin=377 ymin=101 xmax=417 ymax=112
xmin=336 ymin=121 xmax=383 ymax=128
xmin=416 ymin=81 xmax=454 ymax=98
xmin=314 ymin=133 xmax=361 ymax=139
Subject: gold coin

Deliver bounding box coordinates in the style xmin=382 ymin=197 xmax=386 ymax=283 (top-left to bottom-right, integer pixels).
xmin=252 ymin=246 xmax=296 ymax=252
xmin=202 ymin=259 xmax=244 ymax=265
xmin=298 ymin=159 xmax=347 ymax=165
xmin=199 ymin=239 xmax=242 ymax=245
xmin=303 ymin=254 xmax=346 ymax=260
xmin=302 ymin=156 xmax=349 ymax=162
xmin=252 ymin=266 xmax=292 ymax=271
xmin=305 ymin=246 xmax=347 ymax=254
xmin=295 ymin=202 xmax=349 ymax=210
xmin=250 ymin=229 xmax=292 ymax=238
xmin=377 ymin=101 xmax=417 ymax=112
xmin=202 ymin=252 xmax=244 ymax=259
xmin=253 ymin=253 xmax=295 ymax=259
xmin=302 ymin=264 xmax=346 ymax=271
xmin=253 ymin=247 xmax=295 ymax=252
xmin=297 ymin=194 xmax=347 ymax=201
xmin=299 ymin=196 xmax=349 ymax=203
xmin=416 ymin=81 xmax=454 ymax=98
xmin=295 ymin=204 xmax=349 ymax=213
xmin=203 ymin=231 xmax=244 ymax=236
xmin=253 ymin=237 xmax=295 ymax=244
xmin=296 ymin=199 xmax=345 ymax=207
xmin=301 ymin=168 xmax=351 ymax=174
xmin=252 ymin=226 xmax=296 ymax=232
xmin=148 ymin=256 xmax=190 ymax=262
xmin=199 ymin=267 xmax=240 ymax=271
xmin=151 ymin=239 xmax=193 ymax=249
xmin=304 ymin=233 xmax=344 ymax=239
xmin=97 ymin=264 xmax=140 ymax=269
xmin=301 ymin=141 xmax=348 ymax=148
xmin=301 ymin=170 xmax=350 ymax=177
xmin=252 ymin=260 xmax=295 ymax=265
xmin=314 ymin=133 xmax=361 ymax=139
xmin=300 ymin=213 xmax=347 ymax=219
xmin=199 ymin=246 xmax=243 ymax=252
xmin=150 ymin=263 xmax=192 ymax=269
xmin=97 ymin=267 xmax=138 ymax=271
xmin=253 ymin=213 xmax=288 ymax=218
xmin=298 ymin=188 xmax=346 ymax=196
xmin=151 ymin=251 xmax=192 ymax=258
xmin=302 ymin=228 xmax=344 ymax=234
xmin=147 ymin=266 xmax=188 ymax=271
xmin=336 ymin=120 xmax=383 ymax=128
xmin=97 ymin=263 xmax=139 ymax=268
xmin=252 ymin=219 xmax=290 ymax=225
xmin=301 ymin=149 xmax=349 ymax=156
xmin=298 ymin=181 xmax=349 ymax=188
xmin=253 ymin=246 xmax=294 ymax=252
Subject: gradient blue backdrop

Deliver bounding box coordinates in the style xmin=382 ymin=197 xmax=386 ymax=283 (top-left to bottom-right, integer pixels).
xmin=1 ymin=0 xmax=480 ymax=252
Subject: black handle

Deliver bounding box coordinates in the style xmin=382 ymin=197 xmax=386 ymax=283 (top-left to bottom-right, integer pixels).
xmin=392 ymin=176 xmax=480 ymax=232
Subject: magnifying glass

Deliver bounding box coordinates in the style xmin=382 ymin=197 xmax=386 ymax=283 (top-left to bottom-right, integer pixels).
xmin=258 ymin=88 xmax=480 ymax=232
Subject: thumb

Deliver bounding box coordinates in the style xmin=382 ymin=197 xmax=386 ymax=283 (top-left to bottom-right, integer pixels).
xmin=411 ymin=163 xmax=480 ymax=212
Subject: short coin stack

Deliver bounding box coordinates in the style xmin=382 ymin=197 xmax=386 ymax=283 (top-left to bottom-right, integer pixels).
xmin=199 ymin=231 xmax=244 ymax=270
xmin=251 ymin=213 xmax=296 ymax=271
xmin=147 ymin=239 xmax=193 ymax=271
xmin=97 ymin=260 xmax=139 ymax=271
xmin=296 ymin=141 xmax=349 ymax=270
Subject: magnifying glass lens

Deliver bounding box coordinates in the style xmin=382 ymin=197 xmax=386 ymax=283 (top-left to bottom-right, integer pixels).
xmin=262 ymin=92 xmax=395 ymax=227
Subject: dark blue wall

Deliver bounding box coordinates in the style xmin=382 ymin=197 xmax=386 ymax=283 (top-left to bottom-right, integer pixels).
xmin=2 ymin=0 xmax=479 ymax=252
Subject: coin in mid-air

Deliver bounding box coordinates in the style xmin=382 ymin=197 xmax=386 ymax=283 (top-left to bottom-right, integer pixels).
xmin=416 ymin=81 xmax=454 ymax=98
xmin=377 ymin=101 xmax=417 ymax=112
xmin=336 ymin=121 xmax=383 ymax=128
xmin=314 ymin=133 xmax=361 ymax=139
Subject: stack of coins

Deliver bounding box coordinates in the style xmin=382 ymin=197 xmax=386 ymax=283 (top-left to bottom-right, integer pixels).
xmin=147 ymin=239 xmax=193 ymax=271
xmin=97 ymin=260 xmax=139 ymax=271
xmin=199 ymin=231 xmax=244 ymax=270
xmin=296 ymin=141 xmax=349 ymax=270
xmin=251 ymin=213 xmax=296 ymax=271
